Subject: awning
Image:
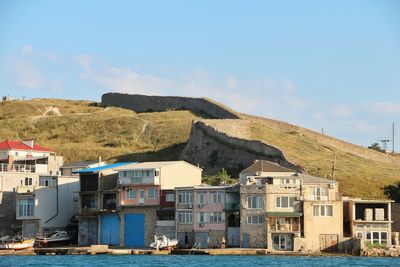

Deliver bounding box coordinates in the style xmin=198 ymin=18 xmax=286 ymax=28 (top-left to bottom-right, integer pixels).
xmin=265 ymin=212 xmax=303 ymax=217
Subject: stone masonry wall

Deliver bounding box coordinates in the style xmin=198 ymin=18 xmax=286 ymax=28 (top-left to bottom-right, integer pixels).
xmin=101 ymin=93 xmax=239 ymax=119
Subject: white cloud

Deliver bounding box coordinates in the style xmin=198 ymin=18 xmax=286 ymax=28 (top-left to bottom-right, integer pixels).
xmin=21 ymin=45 xmax=33 ymax=55
xmin=370 ymin=102 xmax=400 ymax=115
xmin=7 ymin=55 xmax=43 ymax=89
xmin=332 ymin=105 xmax=352 ymax=117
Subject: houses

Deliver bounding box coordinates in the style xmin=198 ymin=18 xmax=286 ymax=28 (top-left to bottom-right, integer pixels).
xmin=115 ymin=161 xmax=202 ymax=247
xmin=239 ymin=160 xmax=343 ymax=252
xmin=343 ymin=198 xmax=393 ymax=247
xmin=75 ymin=162 xmax=133 ymax=246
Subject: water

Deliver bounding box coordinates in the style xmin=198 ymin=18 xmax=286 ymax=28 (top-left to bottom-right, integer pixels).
xmin=0 ymin=255 xmax=399 ymax=267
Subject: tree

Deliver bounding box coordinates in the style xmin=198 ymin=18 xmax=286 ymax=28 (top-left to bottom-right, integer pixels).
xmin=368 ymin=143 xmax=384 ymax=153
xmin=202 ymin=168 xmax=235 ymax=186
xmin=383 ymin=181 xmax=400 ymax=202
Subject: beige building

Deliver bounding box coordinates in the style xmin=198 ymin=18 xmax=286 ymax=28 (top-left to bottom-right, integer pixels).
xmin=16 ymin=175 xmax=80 ymax=237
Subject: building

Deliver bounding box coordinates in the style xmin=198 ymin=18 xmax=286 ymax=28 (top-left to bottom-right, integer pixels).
xmin=60 ymin=159 xmax=106 ymax=176
xmin=239 ymin=160 xmax=343 ymax=252
xmin=15 ymin=175 xmax=79 ymax=237
xmin=76 ymin=162 xmax=133 ymax=246
xmin=116 ymin=161 xmax=202 ymax=247
xmin=343 ymin=198 xmax=392 ymax=247
xmin=0 ymin=139 xmax=64 ymax=236
xmin=0 ymin=139 xmax=63 ymax=175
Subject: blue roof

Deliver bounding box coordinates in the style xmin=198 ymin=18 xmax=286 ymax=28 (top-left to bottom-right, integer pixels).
xmin=73 ymin=162 xmax=136 ymax=174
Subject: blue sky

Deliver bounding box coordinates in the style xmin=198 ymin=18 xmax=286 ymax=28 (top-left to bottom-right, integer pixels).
xmin=1 ymin=0 xmax=399 ymax=150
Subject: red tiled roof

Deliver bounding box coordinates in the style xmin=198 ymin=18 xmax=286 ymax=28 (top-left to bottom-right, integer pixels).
xmin=0 ymin=140 xmax=53 ymax=152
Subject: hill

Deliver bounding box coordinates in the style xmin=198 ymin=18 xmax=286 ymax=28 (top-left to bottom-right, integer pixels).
xmin=1 ymin=96 xmax=399 ymax=198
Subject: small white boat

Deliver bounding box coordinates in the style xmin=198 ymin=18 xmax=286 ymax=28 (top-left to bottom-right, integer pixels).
xmin=0 ymin=238 xmax=35 ymax=250
xmin=149 ymin=235 xmax=178 ymax=250
xmin=35 ymin=231 xmax=71 ymax=247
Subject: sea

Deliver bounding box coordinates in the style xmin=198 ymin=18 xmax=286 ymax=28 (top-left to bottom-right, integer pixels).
xmin=1 ymin=255 xmax=400 ymax=267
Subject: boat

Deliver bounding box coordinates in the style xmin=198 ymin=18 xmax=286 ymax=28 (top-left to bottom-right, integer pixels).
xmin=149 ymin=235 xmax=178 ymax=250
xmin=35 ymin=231 xmax=71 ymax=247
xmin=0 ymin=237 xmax=35 ymax=250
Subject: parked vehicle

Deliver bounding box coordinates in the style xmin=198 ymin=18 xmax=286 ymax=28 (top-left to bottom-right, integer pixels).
xmin=35 ymin=231 xmax=71 ymax=247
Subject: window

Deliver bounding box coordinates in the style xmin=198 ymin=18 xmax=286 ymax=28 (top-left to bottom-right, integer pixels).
xmin=247 ymin=196 xmax=264 ymax=209
xmin=39 ymin=176 xmax=57 ymax=187
xmin=127 ymin=189 xmax=136 ymax=199
xmin=276 ymin=196 xmax=295 ymax=208
xmin=197 ymin=212 xmax=207 ymax=223
xmin=313 ymin=205 xmax=333 ymax=216
xmin=133 ymin=176 xmax=142 ymax=184
xmin=209 ymin=191 xmax=223 ymax=204
xmin=312 ymin=187 xmax=328 ymax=200
xmin=178 ymin=210 xmax=192 ymax=224
xmin=209 ymin=212 xmax=224 ymax=223
xmin=18 ymin=199 xmax=34 ymax=217
xmin=365 ymin=231 xmax=388 ymax=245
xmin=178 ymin=191 xmax=193 ymax=204
xmin=197 ymin=191 xmax=207 ymax=204
xmin=24 ymin=177 xmax=32 ymax=186
xmin=247 ymin=215 xmax=263 ymax=224
xmin=148 ymin=188 xmax=158 ymax=199
xmin=165 ymin=193 xmax=175 ymax=202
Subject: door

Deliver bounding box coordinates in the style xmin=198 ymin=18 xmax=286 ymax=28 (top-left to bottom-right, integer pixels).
xmin=272 ymin=234 xmax=293 ymax=251
xmin=227 ymin=227 xmax=240 ymax=247
xmin=23 ymin=221 xmax=39 ymax=238
xmin=100 ymin=214 xmax=120 ymax=245
xmin=242 ymin=233 xmax=249 ymax=248
xmin=139 ymin=189 xmax=145 ymax=204
xmin=194 ymin=232 xmax=209 ymax=248
xmin=124 ymin=214 xmax=145 ymax=247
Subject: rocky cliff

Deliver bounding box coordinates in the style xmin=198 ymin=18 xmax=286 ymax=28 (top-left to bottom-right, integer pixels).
xmin=180 ymin=120 xmax=301 ymax=176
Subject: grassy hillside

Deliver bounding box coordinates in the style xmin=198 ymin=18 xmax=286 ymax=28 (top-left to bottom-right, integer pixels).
xmin=0 ymin=99 xmax=198 ymax=163
xmin=1 ymin=98 xmax=399 ymax=198
xmin=204 ymin=118 xmax=400 ymax=198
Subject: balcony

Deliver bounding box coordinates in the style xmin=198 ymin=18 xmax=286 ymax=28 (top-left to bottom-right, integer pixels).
xmin=269 ymin=217 xmax=300 ymax=232
xmin=102 ymin=195 xmax=117 ymax=210
xmin=156 ymin=220 xmax=175 ymax=227
xmin=0 ymin=163 xmax=36 ymax=173
xmin=119 ymin=176 xmax=160 ymax=185
xmin=304 ymin=192 xmax=342 ymax=201
xmin=16 ymin=186 xmax=36 ymax=194
xmin=225 ymin=203 xmax=240 ymax=211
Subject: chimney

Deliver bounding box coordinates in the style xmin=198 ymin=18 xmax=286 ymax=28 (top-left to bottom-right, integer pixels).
xmin=22 ymin=139 xmax=34 ymax=148
xmin=98 ymin=156 xmax=102 ymax=163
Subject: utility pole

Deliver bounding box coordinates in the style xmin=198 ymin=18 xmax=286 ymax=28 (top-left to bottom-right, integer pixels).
xmin=393 ymin=123 xmax=395 ymax=154
xmin=331 ymin=153 xmax=336 ymax=179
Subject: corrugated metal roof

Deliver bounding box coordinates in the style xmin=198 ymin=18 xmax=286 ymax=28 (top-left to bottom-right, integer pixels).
xmin=74 ymin=162 xmax=136 ymax=173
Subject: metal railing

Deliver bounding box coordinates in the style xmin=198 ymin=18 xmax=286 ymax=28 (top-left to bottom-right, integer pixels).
xmin=0 ymin=163 xmax=36 ymax=173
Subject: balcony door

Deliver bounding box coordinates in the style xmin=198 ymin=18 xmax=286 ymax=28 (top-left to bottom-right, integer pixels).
xmin=139 ymin=189 xmax=145 ymax=204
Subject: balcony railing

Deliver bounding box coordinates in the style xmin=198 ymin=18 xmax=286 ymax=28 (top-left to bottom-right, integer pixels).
xmin=269 ymin=218 xmax=300 ymax=232
xmin=304 ymin=192 xmax=342 ymax=201
xmin=0 ymin=163 xmax=36 ymax=173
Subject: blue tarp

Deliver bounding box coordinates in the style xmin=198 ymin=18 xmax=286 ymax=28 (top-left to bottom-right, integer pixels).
xmin=73 ymin=162 xmax=136 ymax=174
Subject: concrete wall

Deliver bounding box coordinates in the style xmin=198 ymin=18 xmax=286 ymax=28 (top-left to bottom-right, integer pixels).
xmin=101 ymin=93 xmax=239 ymax=119
xmin=180 ymin=121 xmax=301 ymax=176
xmin=302 ymin=200 xmax=343 ymax=251
xmin=160 ymin=162 xmax=202 ymax=190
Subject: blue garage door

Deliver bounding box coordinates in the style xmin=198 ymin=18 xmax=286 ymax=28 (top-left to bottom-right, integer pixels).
xmin=124 ymin=214 xmax=145 ymax=247
xmin=100 ymin=214 xmax=120 ymax=245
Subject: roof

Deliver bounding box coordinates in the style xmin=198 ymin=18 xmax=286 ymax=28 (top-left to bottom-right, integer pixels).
xmin=115 ymin=160 xmax=202 ymax=171
xmin=299 ymin=174 xmax=337 ymax=184
xmin=0 ymin=140 xmax=52 ymax=152
xmin=346 ymin=198 xmax=393 ymax=204
xmin=73 ymin=162 xmax=134 ymax=174
xmin=241 ymin=160 xmax=295 ymax=173
xmin=61 ymin=161 xmax=100 ymax=168
xmin=266 ymin=212 xmax=303 ymax=217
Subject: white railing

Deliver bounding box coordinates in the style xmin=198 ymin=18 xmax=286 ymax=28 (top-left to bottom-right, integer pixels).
xmin=0 ymin=163 xmax=36 ymax=173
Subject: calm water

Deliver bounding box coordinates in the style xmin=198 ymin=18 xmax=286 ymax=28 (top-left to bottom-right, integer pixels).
xmin=1 ymin=255 xmax=399 ymax=267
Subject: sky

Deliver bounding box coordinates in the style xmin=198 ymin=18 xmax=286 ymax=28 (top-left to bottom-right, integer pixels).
xmin=1 ymin=0 xmax=400 ymax=151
